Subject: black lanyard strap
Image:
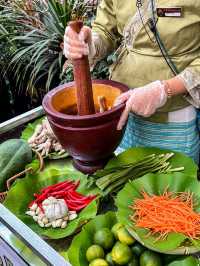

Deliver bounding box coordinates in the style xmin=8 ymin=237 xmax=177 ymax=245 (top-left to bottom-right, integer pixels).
xmin=149 ymin=0 xmax=179 ymax=76
xmin=136 ymin=0 xmax=179 ymax=76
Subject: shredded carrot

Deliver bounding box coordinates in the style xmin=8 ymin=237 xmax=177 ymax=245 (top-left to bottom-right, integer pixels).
xmin=129 ymin=190 xmax=200 ymax=241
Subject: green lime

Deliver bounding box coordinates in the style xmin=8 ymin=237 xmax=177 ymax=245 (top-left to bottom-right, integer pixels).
xmin=105 ymin=253 xmax=115 ymax=266
xmin=89 ymin=258 xmax=109 ymax=266
xmin=86 ymin=245 xmax=105 ymax=262
xmin=128 ymin=255 xmax=139 ymax=266
xmin=140 ymin=250 xmax=162 ymax=266
xmin=166 ymin=255 xmax=199 ymax=266
xmin=117 ymin=227 xmax=135 ymax=245
xmin=111 ymin=241 xmax=132 ymax=265
xmin=93 ymin=228 xmax=115 ymax=250
xmin=131 ymin=242 xmax=146 ymax=256
xmin=111 ymin=223 xmax=124 ymax=239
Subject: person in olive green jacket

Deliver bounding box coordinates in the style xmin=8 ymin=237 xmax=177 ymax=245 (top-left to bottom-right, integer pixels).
xmin=64 ymin=0 xmax=200 ymax=162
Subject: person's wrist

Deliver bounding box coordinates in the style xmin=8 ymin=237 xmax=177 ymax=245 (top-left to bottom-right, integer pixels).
xmin=162 ymin=80 xmax=172 ymax=99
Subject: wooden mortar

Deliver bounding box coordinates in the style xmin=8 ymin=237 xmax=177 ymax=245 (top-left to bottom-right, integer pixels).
xmin=43 ymin=80 xmax=129 ymax=174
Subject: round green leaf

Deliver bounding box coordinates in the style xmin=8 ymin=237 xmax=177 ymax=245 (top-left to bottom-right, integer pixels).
xmin=116 ymin=172 xmax=200 ymax=254
xmin=3 ymin=164 xmax=98 ymax=239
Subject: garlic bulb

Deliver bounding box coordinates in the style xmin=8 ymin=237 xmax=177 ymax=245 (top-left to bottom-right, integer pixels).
xmin=42 ymin=197 xmax=68 ymax=221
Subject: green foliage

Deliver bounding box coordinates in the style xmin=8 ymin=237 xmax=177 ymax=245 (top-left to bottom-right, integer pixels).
xmin=0 ymin=139 xmax=32 ymax=191
xmin=0 ymin=0 xmax=110 ymax=103
xmin=0 ymin=0 xmax=76 ymax=95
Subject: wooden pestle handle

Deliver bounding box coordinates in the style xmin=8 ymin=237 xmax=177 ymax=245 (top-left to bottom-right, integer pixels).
xmin=69 ymin=20 xmax=95 ymax=116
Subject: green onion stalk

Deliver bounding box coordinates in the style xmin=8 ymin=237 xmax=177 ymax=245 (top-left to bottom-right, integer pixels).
xmin=92 ymin=153 xmax=184 ymax=195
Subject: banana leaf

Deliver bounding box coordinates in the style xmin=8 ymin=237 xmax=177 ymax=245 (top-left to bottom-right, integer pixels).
xmin=116 ymin=172 xmax=200 ymax=254
xmin=21 ymin=117 xmax=69 ymax=159
xmin=104 ymin=147 xmax=198 ymax=178
xmin=3 ymin=164 xmax=99 ymax=239
xmin=68 ymin=212 xmax=117 ymax=266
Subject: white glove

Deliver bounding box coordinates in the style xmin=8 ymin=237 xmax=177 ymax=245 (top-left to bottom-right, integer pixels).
xmin=64 ymin=25 xmax=96 ymax=59
xmin=115 ymin=80 xmax=168 ymax=130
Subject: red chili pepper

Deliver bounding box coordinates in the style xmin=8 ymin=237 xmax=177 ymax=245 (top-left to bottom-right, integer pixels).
xmin=67 ymin=201 xmax=90 ymax=211
xmin=73 ymin=180 xmax=80 ymax=190
xmin=68 ymin=190 xmax=88 ymax=200
xmin=34 ymin=192 xmax=48 ymax=203
xmin=50 ymin=191 xmax=68 ymax=197
xmin=41 ymin=180 xmax=74 ymax=193
xmin=66 ymin=201 xmax=82 ymax=211
xmin=50 ymin=182 xmax=75 ymax=192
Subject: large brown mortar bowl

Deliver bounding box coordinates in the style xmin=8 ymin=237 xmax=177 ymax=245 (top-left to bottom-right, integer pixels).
xmin=42 ymin=79 xmax=129 ymax=174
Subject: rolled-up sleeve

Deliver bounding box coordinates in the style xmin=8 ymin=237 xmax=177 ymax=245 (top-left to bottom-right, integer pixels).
xmin=177 ymin=59 xmax=200 ymax=108
xmin=91 ymin=0 xmax=119 ymax=60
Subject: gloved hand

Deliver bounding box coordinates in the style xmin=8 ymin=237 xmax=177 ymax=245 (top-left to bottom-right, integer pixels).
xmin=64 ymin=25 xmax=96 ymax=59
xmin=115 ymin=80 xmax=168 ymax=130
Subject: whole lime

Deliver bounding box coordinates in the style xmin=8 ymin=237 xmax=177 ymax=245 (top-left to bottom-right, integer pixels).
xmin=128 ymin=255 xmax=139 ymax=266
xmin=86 ymin=245 xmax=105 ymax=262
xmin=166 ymin=255 xmax=199 ymax=266
xmin=140 ymin=250 xmax=162 ymax=266
xmin=93 ymin=228 xmax=115 ymax=250
xmin=111 ymin=223 xmax=124 ymax=239
xmin=89 ymin=258 xmax=109 ymax=266
xmin=105 ymin=253 xmax=115 ymax=266
xmin=117 ymin=227 xmax=135 ymax=245
xmin=111 ymin=241 xmax=132 ymax=265
xmin=131 ymin=242 xmax=146 ymax=257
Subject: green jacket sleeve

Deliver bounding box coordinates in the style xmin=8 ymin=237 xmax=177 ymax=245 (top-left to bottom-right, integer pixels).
xmin=177 ymin=59 xmax=200 ymax=108
xmin=92 ymin=0 xmax=119 ymax=59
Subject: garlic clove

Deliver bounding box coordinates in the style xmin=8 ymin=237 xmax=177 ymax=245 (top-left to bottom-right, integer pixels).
xmin=69 ymin=211 xmax=76 ymax=215
xmin=61 ymin=221 xmax=67 ymax=229
xmin=42 ymin=217 xmax=49 ymax=225
xmin=38 ymin=221 xmax=44 ymax=228
xmin=63 ymin=216 xmax=69 ymax=221
xmin=38 ymin=213 xmax=45 ymax=221
xmin=55 ymin=219 xmax=63 ymax=228
xmin=26 ymin=211 xmax=35 ymax=217
xmin=30 ymin=203 xmax=38 ymax=211
xmin=33 ymin=215 xmax=38 ymax=222
xmin=52 ymin=221 xmax=57 ymax=228
xmin=36 ymin=207 xmax=41 ymax=215
xmin=69 ymin=213 xmax=78 ymax=221
xmin=45 ymin=223 xmax=52 ymax=228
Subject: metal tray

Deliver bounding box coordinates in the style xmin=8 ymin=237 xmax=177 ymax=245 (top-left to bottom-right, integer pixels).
xmin=0 ymin=106 xmax=71 ymax=266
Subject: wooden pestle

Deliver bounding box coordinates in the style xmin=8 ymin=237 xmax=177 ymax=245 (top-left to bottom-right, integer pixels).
xmin=69 ymin=20 xmax=95 ymax=115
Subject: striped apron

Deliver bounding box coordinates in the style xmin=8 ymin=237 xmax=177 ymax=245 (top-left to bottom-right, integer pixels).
xmin=119 ymin=107 xmax=200 ymax=164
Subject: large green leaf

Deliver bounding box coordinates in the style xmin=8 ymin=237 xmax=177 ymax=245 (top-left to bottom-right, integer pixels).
xmin=107 ymin=147 xmax=198 ymax=178
xmin=116 ymin=172 xmax=200 ymax=254
xmin=21 ymin=117 xmax=69 ymax=159
xmin=3 ymin=164 xmax=99 ymax=239
xmin=68 ymin=212 xmax=117 ymax=266
xmin=21 ymin=117 xmax=44 ymax=141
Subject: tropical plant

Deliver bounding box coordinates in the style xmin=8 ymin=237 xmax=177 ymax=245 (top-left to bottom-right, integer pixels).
xmin=0 ymin=0 xmax=104 ymax=102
